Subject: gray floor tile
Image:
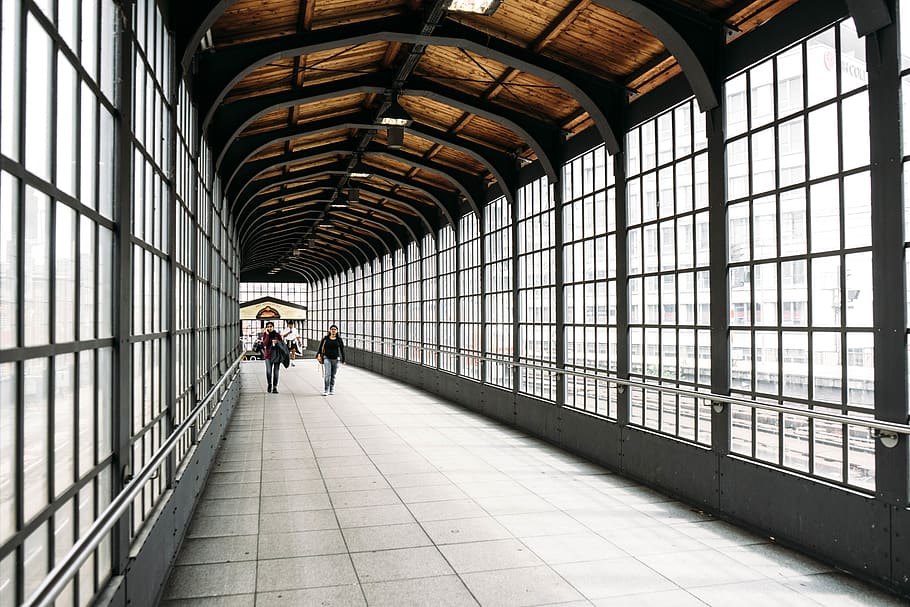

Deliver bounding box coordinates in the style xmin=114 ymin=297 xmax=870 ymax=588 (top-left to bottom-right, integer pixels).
xmin=328 ymin=488 xmax=402 ymax=509
xmin=160 ymin=593 xmax=256 ymax=607
xmin=640 ymin=549 xmax=766 ymax=588
xmin=323 ymin=475 xmax=391 ymax=492
xmin=520 ymin=533 xmax=628 ymax=565
xmin=439 ymin=539 xmax=544 ymax=573
xmin=780 ymin=572 xmax=909 ymax=606
xmin=554 ymin=558 xmax=679 ymax=599
xmin=257 ymin=529 xmax=347 ymax=560
xmin=600 ymin=524 xmax=710 ymax=557
xmin=164 ymin=562 xmax=257 ymax=600
xmin=260 ymin=492 xmax=332 ymax=514
xmin=176 ymin=535 xmax=258 ymax=565
xmin=496 ymin=511 xmax=590 ymax=538
xmin=421 ymin=517 xmax=513 ymax=545
xmin=592 ymin=590 xmax=707 ymax=606
xmin=256 ymin=554 xmax=358 ymax=592
xmin=351 ymin=546 xmax=454 ymax=582
xmin=395 ymin=484 xmax=469 ymax=503
xmin=342 ymin=522 xmax=434 ymax=552
xmin=255 ymin=585 xmax=366 ymax=607
xmin=260 ymin=478 xmax=326 ymax=496
xmin=461 ymin=565 xmax=586 ymax=607
xmin=409 ymin=499 xmax=488 ymax=522
xmin=187 ymin=514 xmax=259 ymax=538
xmin=201 ymin=483 xmax=261 ymax=500
xmin=689 ymin=579 xmax=825 ymax=607
xmin=194 ymin=497 xmax=260 ymax=517
xmin=258 ymin=509 xmax=339 ymax=534
xmin=335 ymin=504 xmax=416 ymax=528
xmin=360 ymin=575 xmax=480 ymax=607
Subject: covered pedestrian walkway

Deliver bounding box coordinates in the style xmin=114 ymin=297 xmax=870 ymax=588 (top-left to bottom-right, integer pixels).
xmin=160 ymin=364 xmax=901 ymax=606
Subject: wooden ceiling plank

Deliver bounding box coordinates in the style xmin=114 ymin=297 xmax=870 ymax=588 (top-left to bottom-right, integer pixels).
xmin=298 ymin=0 xmax=315 ymax=32
xmin=531 ymin=0 xmax=592 ymax=52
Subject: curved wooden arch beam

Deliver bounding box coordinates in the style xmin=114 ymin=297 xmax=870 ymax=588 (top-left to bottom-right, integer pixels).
xmin=247 ymin=211 xmax=385 ymax=265
xmin=363 ymin=144 xmax=483 ymax=217
xmin=241 ymin=208 xmax=324 ymax=248
xmin=194 ymin=16 xmax=617 ymax=158
xmin=347 ymin=200 xmax=422 ymax=244
xmin=219 ymin=111 xmax=517 ymax=205
xmin=238 ymin=193 xmax=333 ymax=243
xmin=333 ymin=216 xmax=402 ymax=254
xmin=591 ymin=0 xmax=719 ymax=111
xmin=239 ymin=179 xmax=438 ymax=240
xmin=233 ymin=157 xmax=460 ymax=230
xmin=355 ymin=183 xmax=439 ymax=236
xmin=228 ymin=143 xmax=353 ymax=205
xmin=247 ymin=232 xmax=367 ymax=272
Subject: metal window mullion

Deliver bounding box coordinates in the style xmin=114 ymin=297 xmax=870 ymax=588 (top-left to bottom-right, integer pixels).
xmin=512 ymin=191 xmax=520 ymax=394
xmin=165 ymin=34 xmax=177 ymax=490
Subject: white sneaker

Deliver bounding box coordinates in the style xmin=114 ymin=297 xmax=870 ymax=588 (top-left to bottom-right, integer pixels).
xmin=322 ymin=391 xmax=328 ymax=396
xmin=329 ymin=390 xmax=335 ymax=395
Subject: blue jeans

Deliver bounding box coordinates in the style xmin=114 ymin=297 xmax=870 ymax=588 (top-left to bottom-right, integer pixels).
xmin=265 ymin=358 xmax=280 ymax=388
xmin=323 ymin=358 xmax=340 ymax=393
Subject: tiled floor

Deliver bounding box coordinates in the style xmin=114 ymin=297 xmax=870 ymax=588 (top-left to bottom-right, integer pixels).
xmin=160 ymin=362 xmax=907 ymax=606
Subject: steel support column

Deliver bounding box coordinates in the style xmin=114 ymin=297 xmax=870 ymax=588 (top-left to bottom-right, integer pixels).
xmin=614 ymin=153 xmax=630 ymax=426
xmin=112 ymin=0 xmax=135 ymax=575
xmin=867 ymin=1 xmax=909 ymax=506
xmin=707 ymin=105 xmax=730 ymax=455
xmin=553 ymin=178 xmax=566 ymax=406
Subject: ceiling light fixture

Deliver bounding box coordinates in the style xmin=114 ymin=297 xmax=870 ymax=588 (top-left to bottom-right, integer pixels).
xmin=386 ymin=126 xmax=404 ymax=150
xmin=445 ymin=0 xmax=502 ymax=16
xmin=377 ymin=96 xmax=413 ymax=127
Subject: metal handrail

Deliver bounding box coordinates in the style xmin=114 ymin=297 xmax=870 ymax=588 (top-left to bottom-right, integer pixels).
xmin=342 ymin=334 xmax=910 ymax=436
xmin=24 ymin=356 xmax=244 ymax=607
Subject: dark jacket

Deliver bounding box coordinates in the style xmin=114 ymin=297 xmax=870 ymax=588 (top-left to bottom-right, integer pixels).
xmin=318 ymin=335 xmax=345 ymax=362
xmin=263 ymin=331 xmax=283 ymax=361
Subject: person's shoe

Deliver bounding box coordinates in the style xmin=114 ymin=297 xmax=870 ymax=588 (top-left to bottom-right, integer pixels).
xmin=267 ymin=385 xmax=272 ymax=393
xmin=322 ymin=391 xmax=328 ymax=396
xmin=273 ymin=387 xmax=279 ymax=394
xmin=291 ymin=363 xmax=296 ymax=366
xmin=329 ymin=390 xmax=335 ymax=395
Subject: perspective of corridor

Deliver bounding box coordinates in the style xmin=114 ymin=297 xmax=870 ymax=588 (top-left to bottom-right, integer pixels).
xmin=161 ymin=364 xmax=904 ymax=607
xmin=4 ymin=0 xmax=910 ymax=606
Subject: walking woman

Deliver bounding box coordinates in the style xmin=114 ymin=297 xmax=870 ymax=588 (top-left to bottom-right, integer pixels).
xmin=261 ymin=321 xmax=284 ymax=393
xmin=317 ymin=324 xmax=345 ymax=396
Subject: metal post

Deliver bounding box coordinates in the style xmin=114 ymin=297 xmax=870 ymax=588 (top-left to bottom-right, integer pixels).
xmin=165 ymin=15 xmax=178 ymax=490
xmin=614 ymin=153 xmax=630 ymax=426
xmin=867 ymin=2 xmax=909 ymax=506
xmin=707 ymin=105 xmax=731 ymax=456
xmin=553 ymin=177 xmax=566 ymax=406
xmin=511 ymin=184 xmax=521 ymax=395
xmin=112 ymin=0 xmax=135 ymax=574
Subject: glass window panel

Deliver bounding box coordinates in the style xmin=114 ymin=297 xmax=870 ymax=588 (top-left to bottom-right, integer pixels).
xmin=24 ymin=357 xmax=49 ymax=521
xmin=0 ymin=173 xmax=18 ymax=350
xmin=846 ymin=332 xmax=873 ymax=410
xmin=24 ymin=187 xmax=50 ymax=346
xmin=778 ymin=117 xmax=805 ymax=187
xmin=779 ymin=189 xmax=807 ymax=257
xmin=55 ymin=354 xmax=75 ymax=496
xmin=750 ymin=61 xmax=775 ymax=129
xmin=56 ymin=202 xmax=77 ymax=343
xmin=730 ymin=330 xmax=752 ymax=390
xmin=777 ymin=46 xmax=804 ymax=116
xmin=845 ymin=252 xmax=872 ymax=327
xmin=782 ymin=332 xmax=809 ymax=398
xmin=0 ymin=363 xmax=14 ymax=543
xmin=23 ymin=522 xmax=48 ymax=599
xmin=1 ymin=0 xmax=20 ymax=160
xmin=841 ymin=92 xmax=869 ymax=171
xmin=728 ymin=202 xmax=750 ymax=263
xmin=843 ymin=172 xmax=871 ymax=250
xmin=752 ymin=196 xmax=777 ymax=260
xmin=726 ymin=73 xmax=748 ymax=138
xmin=813 ymin=331 xmax=842 ymax=403
xmin=80 ymin=84 xmax=97 ymax=210
xmin=727 ymin=138 xmax=749 ymax=200
xmin=100 ymin=0 xmax=116 ymax=100
xmin=811 ymin=256 xmax=841 ymax=327
xmin=839 ymin=19 xmax=866 ymax=95
xmin=99 ymin=106 xmax=115 ymax=220
xmin=806 ymin=29 xmax=838 ymax=106
xmin=754 ymin=263 xmax=778 ymax=326
xmin=56 ymin=53 xmax=78 ymax=196
xmin=98 ymin=227 xmax=113 ymax=337
xmin=79 ymin=350 xmax=95 ymax=474
xmin=810 ymin=179 xmax=840 ymax=253
xmin=808 ymin=104 xmax=839 ymax=179
xmin=25 ymin=15 xmax=52 ymax=180
xmin=79 ymin=218 xmax=96 ymax=340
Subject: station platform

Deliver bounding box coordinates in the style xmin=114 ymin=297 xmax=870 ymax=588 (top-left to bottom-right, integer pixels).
xmin=160 ymin=363 xmax=904 ymax=606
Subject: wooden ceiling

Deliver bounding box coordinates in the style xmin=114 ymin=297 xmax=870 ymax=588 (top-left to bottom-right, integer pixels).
xmin=177 ymin=0 xmax=800 ymax=281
